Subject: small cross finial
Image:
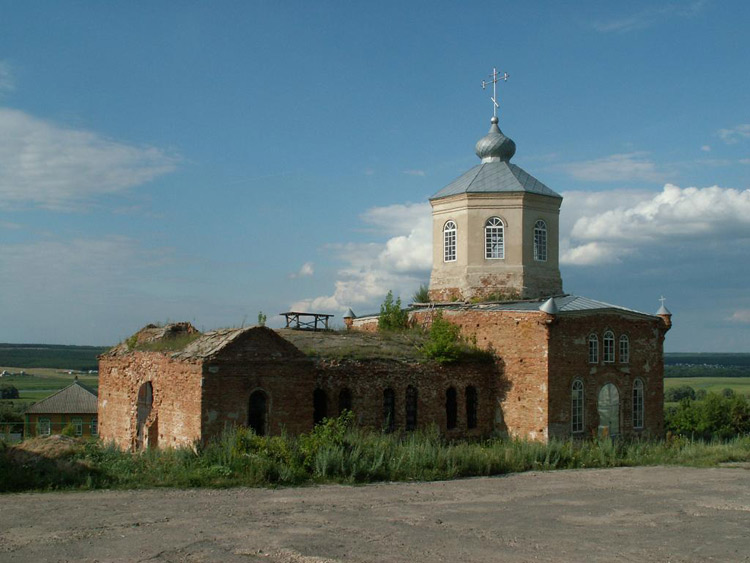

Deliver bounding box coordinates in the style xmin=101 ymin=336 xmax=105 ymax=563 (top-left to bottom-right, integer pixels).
xmin=482 ymin=67 xmax=509 ymax=118
xmin=659 ymin=296 xmax=667 ymax=307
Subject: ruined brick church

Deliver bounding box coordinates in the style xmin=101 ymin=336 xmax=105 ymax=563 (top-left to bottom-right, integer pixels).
xmin=98 ymin=100 xmax=672 ymax=450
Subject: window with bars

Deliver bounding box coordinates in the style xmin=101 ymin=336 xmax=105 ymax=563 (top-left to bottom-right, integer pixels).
xmin=571 ymin=380 xmax=584 ymax=433
xmin=619 ymin=335 xmax=630 ymax=364
xmin=534 ymin=220 xmax=547 ymax=261
xmin=633 ymin=379 xmax=644 ymax=429
xmin=603 ymin=331 xmax=615 ymax=363
xmin=484 ymin=217 xmax=504 ymax=259
xmin=443 ymin=221 xmax=457 ymax=262
xmin=588 ymin=334 xmax=599 ymax=364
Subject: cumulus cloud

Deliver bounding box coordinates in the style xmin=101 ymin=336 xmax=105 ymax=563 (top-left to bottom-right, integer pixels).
xmin=563 ymin=152 xmax=667 ymax=183
xmin=562 ymin=184 xmax=750 ymax=265
xmin=718 ymin=124 xmax=750 ymax=145
xmin=701 ymin=145 xmax=711 ymax=152
xmin=289 ymin=261 xmax=314 ymax=278
xmin=0 ymin=108 xmax=179 ymax=210
xmin=290 ymin=202 xmax=431 ymax=314
xmin=403 ymin=169 xmax=425 ymax=177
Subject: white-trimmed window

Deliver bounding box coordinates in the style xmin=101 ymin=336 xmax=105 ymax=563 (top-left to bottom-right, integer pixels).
xmin=72 ymin=417 xmax=83 ymax=437
xmin=534 ymin=220 xmax=547 ymax=262
xmin=39 ymin=418 xmax=51 ymax=436
xmin=484 ymin=217 xmax=504 ymax=259
xmin=91 ymin=418 xmax=98 ymax=436
xmin=443 ymin=221 xmax=457 ymax=262
xmin=633 ymin=379 xmax=644 ymax=429
xmin=603 ymin=331 xmax=615 ymax=363
xmin=619 ymin=335 xmax=630 ymax=364
xmin=571 ymin=380 xmax=584 ymax=433
xmin=588 ymin=334 xmax=599 ymax=364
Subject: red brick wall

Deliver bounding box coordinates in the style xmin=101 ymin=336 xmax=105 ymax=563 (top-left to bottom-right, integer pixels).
xmin=98 ymin=353 xmax=203 ymax=450
xmin=547 ymin=314 xmax=666 ymax=439
xmin=314 ymin=359 xmax=497 ymax=438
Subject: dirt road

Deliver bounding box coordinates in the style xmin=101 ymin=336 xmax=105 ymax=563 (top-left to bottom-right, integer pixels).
xmin=1 ymin=465 xmax=748 ymax=562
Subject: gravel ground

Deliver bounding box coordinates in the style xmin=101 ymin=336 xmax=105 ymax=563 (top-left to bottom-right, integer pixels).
xmin=1 ymin=465 xmax=749 ymax=562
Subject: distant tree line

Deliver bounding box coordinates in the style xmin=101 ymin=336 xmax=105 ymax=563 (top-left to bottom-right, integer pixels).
xmin=666 ymin=392 xmax=750 ymax=440
xmin=664 ymin=365 xmax=750 ymax=378
xmin=0 ymin=344 xmax=108 ymax=371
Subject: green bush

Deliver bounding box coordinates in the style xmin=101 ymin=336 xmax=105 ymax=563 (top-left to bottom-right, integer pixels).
xmin=666 ymin=392 xmax=750 ymax=440
xmin=378 ymin=290 xmax=409 ymax=331
xmin=420 ymin=312 xmax=463 ymax=363
xmin=0 ymin=384 xmax=19 ymax=400
xmin=664 ymin=385 xmax=696 ymax=402
xmin=412 ymin=283 xmax=430 ymax=304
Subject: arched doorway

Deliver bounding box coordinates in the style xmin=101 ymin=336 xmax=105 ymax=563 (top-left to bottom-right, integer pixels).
xmin=313 ymin=388 xmax=328 ymax=425
xmin=597 ymin=383 xmax=620 ymax=437
xmin=445 ymin=387 xmax=457 ymax=430
xmin=248 ymin=390 xmax=268 ymax=436
xmin=136 ymin=382 xmax=155 ymax=450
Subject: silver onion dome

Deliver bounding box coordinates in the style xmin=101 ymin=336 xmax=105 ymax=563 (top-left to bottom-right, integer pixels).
xmin=475 ymin=116 xmax=516 ymax=162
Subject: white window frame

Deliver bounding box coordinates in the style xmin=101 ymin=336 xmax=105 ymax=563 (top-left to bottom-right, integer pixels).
xmin=588 ymin=334 xmax=599 ymax=364
xmin=619 ymin=335 xmax=630 ymax=364
xmin=39 ymin=418 xmax=51 ymax=436
xmin=484 ymin=217 xmax=505 ymax=259
xmin=533 ymin=220 xmax=547 ymax=262
xmin=603 ymin=331 xmax=615 ymax=364
xmin=571 ymin=380 xmax=584 ymax=433
xmin=443 ymin=221 xmax=457 ymax=262
xmin=633 ymin=379 xmax=644 ymax=429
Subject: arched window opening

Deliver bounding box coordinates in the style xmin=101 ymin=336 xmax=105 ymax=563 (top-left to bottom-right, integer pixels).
xmin=571 ymin=380 xmax=584 ymax=433
xmin=619 ymin=335 xmax=630 ymax=364
xmin=603 ymin=331 xmax=615 ymax=363
xmin=383 ymin=388 xmax=396 ymax=433
xmin=248 ymin=390 xmax=268 ymax=436
xmin=533 ymin=220 xmax=547 ymax=262
xmin=443 ymin=221 xmax=457 ymax=262
xmin=338 ymin=388 xmax=353 ymax=415
xmin=466 ymin=386 xmax=478 ymax=429
xmin=633 ymin=379 xmax=644 ymax=430
xmin=136 ymin=381 xmax=154 ymax=450
xmin=313 ymin=388 xmax=328 ymax=425
xmin=597 ymin=383 xmax=620 ymax=437
xmin=446 ymin=387 xmax=457 ymax=430
xmin=485 ymin=217 xmax=504 ymax=259
xmin=588 ymin=334 xmax=599 ymax=364
xmin=405 ymin=385 xmax=418 ymax=431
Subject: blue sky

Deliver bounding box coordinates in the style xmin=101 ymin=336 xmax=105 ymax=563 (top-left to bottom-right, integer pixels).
xmin=0 ymin=1 xmax=748 ymax=351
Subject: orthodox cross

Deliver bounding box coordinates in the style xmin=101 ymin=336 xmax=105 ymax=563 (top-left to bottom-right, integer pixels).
xmin=659 ymin=296 xmax=667 ymax=307
xmin=482 ymin=67 xmax=509 ymax=118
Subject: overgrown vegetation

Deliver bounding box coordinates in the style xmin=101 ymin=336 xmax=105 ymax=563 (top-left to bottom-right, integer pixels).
xmin=0 ymin=384 xmax=19 ymax=399
xmin=2 ymin=413 xmax=749 ymax=493
xmin=378 ymin=290 xmax=409 ymax=331
xmin=412 ymin=283 xmax=430 ymax=304
xmin=666 ymin=392 xmax=750 ymax=440
xmin=418 ymin=312 xmax=492 ymax=364
xmin=470 ymin=290 xmax=522 ymax=303
xmin=128 ymin=333 xmax=201 ymax=353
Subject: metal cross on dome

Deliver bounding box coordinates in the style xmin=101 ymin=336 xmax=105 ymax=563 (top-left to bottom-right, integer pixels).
xmin=659 ymin=296 xmax=667 ymax=307
xmin=482 ymin=67 xmax=509 ymax=118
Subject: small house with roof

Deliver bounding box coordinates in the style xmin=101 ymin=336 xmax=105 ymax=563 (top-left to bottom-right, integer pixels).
xmin=25 ymin=378 xmax=99 ymax=438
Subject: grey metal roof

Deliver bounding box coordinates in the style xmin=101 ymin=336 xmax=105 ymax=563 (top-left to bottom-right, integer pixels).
xmin=539 ymin=297 xmax=559 ymax=314
xmin=26 ymin=380 xmax=98 ymax=414
xmin=656 ymin=304 xmax=672 ymax=315
xmin=430 ymin=160 xmax=561 ymax=201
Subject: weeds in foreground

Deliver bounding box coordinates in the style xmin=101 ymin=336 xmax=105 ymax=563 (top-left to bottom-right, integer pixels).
xmin=1 ymin=415 xmax=749 ymax=493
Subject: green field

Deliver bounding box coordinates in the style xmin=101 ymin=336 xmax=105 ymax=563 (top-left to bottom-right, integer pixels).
xmin=0 ymin=367 xmax=98 ymax=403
xmin=664 ymin=376 xmax=750 ymax=398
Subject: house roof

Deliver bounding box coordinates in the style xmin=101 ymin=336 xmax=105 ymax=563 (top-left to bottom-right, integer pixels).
xmin=430 ymin=160 xmax=561 ymax=201
xmin=26 ymin=380 xmax=98 ymax=415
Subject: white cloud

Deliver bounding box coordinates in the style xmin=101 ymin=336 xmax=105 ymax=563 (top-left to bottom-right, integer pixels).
xmin=718 ymin=124 xmax=750 ymax=145
xmin=403 ymin=169 xmax=425 ymax=177
xmin=563 ymin=152 xmax=667 ymax=183
xmin=728 ymin=310 xmax=750 ymax=324
xmin=0 ymin=108 xmax=178 ymax=210
xmin=0 ymin=61 xmax=14 ymax=97
xmin=591 ymin=1 xmax=705 ymax=33
xmin=289 ymin=261 xmax=314 ymax=278
xmin=701 ymin=145 xmax=711 ymax=152
xmin=291 ymin=202 xmax=431 ymax=314
xmin=562 ymin=184 xmax=750 ymax=265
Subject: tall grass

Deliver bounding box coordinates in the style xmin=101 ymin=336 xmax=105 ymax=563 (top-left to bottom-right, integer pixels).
xmin=2 ymin=415 xmax=749 ymax=493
